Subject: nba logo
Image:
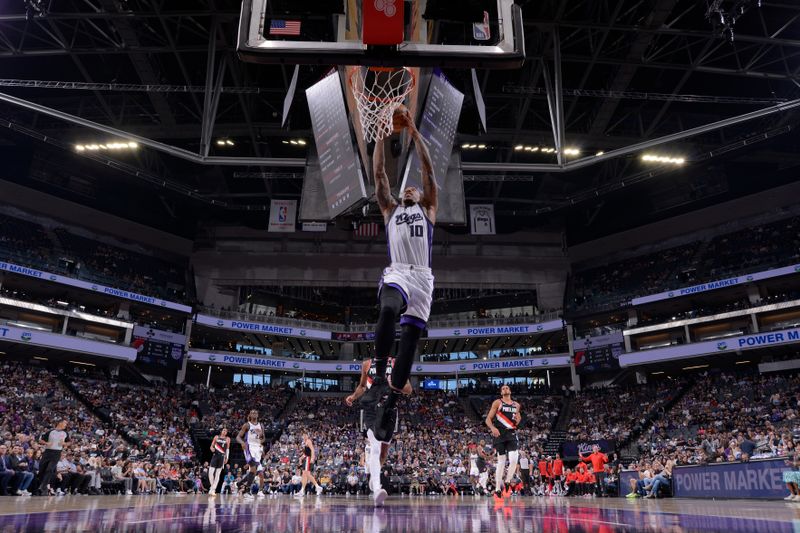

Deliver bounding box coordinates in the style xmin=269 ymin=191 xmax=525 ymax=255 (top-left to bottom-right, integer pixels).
xmin=473 ymin=11 xmax=491 ymax=41
xmin=279 ymin=206 xmax=287 ymax=222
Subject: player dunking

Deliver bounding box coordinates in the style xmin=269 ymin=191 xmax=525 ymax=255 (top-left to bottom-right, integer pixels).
xmin=345 ymin=356 xmax=412 ymax=506
xmin=236 ymin=410 xmax=265 ymax=500
xmin=364 ymin=106 xmax=437 ymax=443
xmin=485 ymin=385 xmax=522 ymax=503
xmin=295 ymin=434 xmax=323 ymax=498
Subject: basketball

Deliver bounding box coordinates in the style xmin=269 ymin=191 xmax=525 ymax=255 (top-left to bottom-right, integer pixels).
xmin=392 ymin=104 xmax=409 ymax=133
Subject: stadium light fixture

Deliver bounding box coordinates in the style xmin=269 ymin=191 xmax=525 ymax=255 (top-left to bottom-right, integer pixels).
xmin=641 ymin=153 xmax=686 ymax=165
xmin=596 ymin=151 xmax=604 ymax=156
xmin=69 ymin=360 xmax=96 ymax=366
xmin=682 ymin=364 xmax=709 ymax=370
xmin=75 ymin=140 xmax=138 ymax=152
xmin=735 ymin=360 xmax=751 ymax=364
xmin=563 ymin=148 xmax=581 ymax=156
xmin=33 ymin=356 xmax=48 ymax=361
xmin=514 ymin=145 xmax=524 ymax=151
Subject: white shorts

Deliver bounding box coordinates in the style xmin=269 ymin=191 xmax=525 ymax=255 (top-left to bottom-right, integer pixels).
xmin=380 ymin=262 xmax=434 ymax=324
xmin=245 ymin=443 xmax=263 ymax=465
xmin=470 ymin=466 xmax=479 ymax=477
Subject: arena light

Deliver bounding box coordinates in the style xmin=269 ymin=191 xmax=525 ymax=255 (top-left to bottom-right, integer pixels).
xmin=514 ymin=144 xmax=524 ymax=151
xmin=596 ymin=151 xmax=604 ymax=156
xmin=75 ymin=140 xmax=138 ymax=152
xmin=651 ymin=371 xmax=665 ymax=375
xmin=216 ymin=138 xmax=235 ymax=147
xmin=641 ymin=153 xmax=686 ymax=165
xmin=682 ymin=364 xmax=709 ymax=370
xmin=33 ymin=356 xmax=48 ymax=361
xmin=735 ymin=360 xmax=751 ymax=364
xmin=69 ymin=360 xmax=96 ymax=366
xmin=563 ymin=148 xmax=581 ymax=156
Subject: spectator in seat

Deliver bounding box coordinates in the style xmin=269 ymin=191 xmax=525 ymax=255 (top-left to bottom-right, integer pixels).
xmin=739 ymin=432 xmax=757 ymax=462
xmin=0 ymin=445 xmax=16 ymax=496
xmin=645 ymin=457 xmax=675 ymax=499
xmin=10 ymin=446 xmax=34 ymax=495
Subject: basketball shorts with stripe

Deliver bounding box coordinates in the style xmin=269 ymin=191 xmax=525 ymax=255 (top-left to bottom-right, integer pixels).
xmin=379 ymin=263 xmax=434 ymax=324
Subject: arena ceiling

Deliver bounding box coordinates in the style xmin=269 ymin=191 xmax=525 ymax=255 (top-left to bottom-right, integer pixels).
xmin=0 ymin=0 xmax=798 ymax=242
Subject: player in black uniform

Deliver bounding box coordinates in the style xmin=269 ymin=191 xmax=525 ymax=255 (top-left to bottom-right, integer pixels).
xmin=485 ymin=385 xmax=522 ymax=503
xmin=208 ymin=428 xmax=230 ymax=496
xmin=295 ymin=434 xmax=323 ymax=498
xmin=345 ymin=356 xmax=411 ymax=506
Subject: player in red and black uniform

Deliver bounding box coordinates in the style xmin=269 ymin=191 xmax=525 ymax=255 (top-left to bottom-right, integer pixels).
xmin=485 ymin=385 xmax=522 ymax=502
xmin=345 ymin=356 xmax=411 ymax=506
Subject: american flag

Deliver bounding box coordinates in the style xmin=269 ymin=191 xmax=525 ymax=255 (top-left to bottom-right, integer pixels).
xmin=354 ymin=221 xmax=380 ymax=238
xmin=269 ymin=19 xmax=301 ymax=36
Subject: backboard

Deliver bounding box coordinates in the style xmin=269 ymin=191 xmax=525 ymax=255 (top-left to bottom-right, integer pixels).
xmin=237 ymin=0 xmax=524 ymax=69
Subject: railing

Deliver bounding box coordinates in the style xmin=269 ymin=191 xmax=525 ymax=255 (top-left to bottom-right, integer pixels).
xmin=196 ymin=306 xmax=347 ymax=332
xmin=197 ymin=305 xmax=562 ymax=334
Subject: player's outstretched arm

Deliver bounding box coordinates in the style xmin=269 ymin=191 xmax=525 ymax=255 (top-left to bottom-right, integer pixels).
xmin=408 ymin=126 xmax=437 ymax=223
xmin=346 ymin=360 xmax=371 ymax=406
xmin=486 ymin=400 xmax=501 ymax=438
xmin=373 ymin=139 xmax=397 ymax=222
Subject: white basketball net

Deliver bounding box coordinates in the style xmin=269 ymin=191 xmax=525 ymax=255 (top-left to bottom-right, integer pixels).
xmin=350 ymin=67 xmax=415 ymax=143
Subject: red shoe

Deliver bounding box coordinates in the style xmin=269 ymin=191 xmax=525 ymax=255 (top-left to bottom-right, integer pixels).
xmin=493 ymin=491 xmax=505 ymax=504
xmin=502 ymin=486 xmax=512 ymax=498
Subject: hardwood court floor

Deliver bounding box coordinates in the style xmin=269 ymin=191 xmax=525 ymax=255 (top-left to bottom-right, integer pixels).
xmin=0 ymin=493 xmax=797 ymax=532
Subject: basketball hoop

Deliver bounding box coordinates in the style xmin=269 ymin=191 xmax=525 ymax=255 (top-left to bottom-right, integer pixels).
xmin=349 ymin=66 xmax=416 ymax=143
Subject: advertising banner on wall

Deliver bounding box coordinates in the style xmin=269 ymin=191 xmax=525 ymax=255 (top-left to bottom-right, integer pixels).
xmin=672 ymin=459 xmax=788 ymax=499
xmin=427 ymin=319 xmax=564 ymax=339
xmin=630 ymin=263 xmax=800 ymax=306
xmin=0 ymin=260 xmax=191 ymax=313
xmin=620 ymin=326 xmax=800 ymax=367
xmin=194 ymin=314 xmax=332 ymax=341
xmin=187 ymin=350 xmax=570 ymax=374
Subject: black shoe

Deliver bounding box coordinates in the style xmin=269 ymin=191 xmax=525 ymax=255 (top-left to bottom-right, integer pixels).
xmin=360 ymin=377 xmax=387 ymax=407
xmin=373 ymin=404 xmax=397 ymax=442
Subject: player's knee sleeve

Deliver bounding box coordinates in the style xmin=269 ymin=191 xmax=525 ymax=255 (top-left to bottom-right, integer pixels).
xmin=390 ymin=323 xmax=422 ymax=389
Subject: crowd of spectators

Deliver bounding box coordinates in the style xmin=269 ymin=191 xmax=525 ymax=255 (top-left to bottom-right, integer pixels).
xmin=568 ymin=214 xmax=800 ymax=314
xmin=567 ymin=381 xmax=685 ymax=443
xmin=635 ymin=370 xmax=799 ymax=465
xmin=0 ymin=212 xmax=189 ymax=304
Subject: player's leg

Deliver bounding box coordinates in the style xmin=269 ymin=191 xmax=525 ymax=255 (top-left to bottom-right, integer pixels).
xmin=494 ymin=441 xmax=507 ymax=501
xmin=504 ymin=445 xmax=519 ymax=495
xmin=373 ymin=286 xmax=406 ymax=377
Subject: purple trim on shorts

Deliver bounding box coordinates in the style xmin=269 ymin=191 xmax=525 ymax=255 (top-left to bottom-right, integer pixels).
xmin=400 ymin=315 xmax=427 ymax=330
xmin=383 ymin=283 xmax=409 ymax=305
xmin=426 ymin=219 xmax=434 ymax=268
xmin=243 ymin=444 xmax=252 ymax=463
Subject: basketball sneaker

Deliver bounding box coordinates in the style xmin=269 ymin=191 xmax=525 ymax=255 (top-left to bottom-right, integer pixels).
xmin=374 ymin=488 xmax=388 ymax=507
xmin=492 ymin=491 xmax=504 ymax=504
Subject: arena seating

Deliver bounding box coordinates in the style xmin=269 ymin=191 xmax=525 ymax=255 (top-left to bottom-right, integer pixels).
xmin=566 ymin=381 xmax=683 ymax=444
xmin=0 ymin=212 xmax=189 ymax=304
xmin=567 ymin=215 xmax=800 ymax=314
xmin=635 ymin=370 xmax=800 ymax=464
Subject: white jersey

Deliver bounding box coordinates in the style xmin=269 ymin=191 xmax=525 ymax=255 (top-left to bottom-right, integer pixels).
xmin=247 ymin=422 xmax=263 ymax=449
xmin=386 ymin=204 xmax=433 ymax=268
